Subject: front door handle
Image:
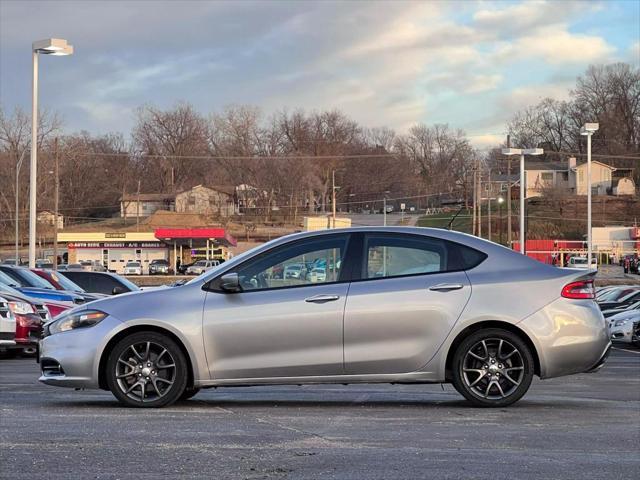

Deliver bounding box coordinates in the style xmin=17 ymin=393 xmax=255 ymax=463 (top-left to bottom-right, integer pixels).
xmin=429 ymin=283 xmax=464 ymax=291
xmin=305 ymin=294 xmax=340 ymax=303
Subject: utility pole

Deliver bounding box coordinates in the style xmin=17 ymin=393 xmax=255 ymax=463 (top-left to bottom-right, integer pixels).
xmin=136 ymin=179 xmax=141 ymax=232
xmin=506 ymin=134 xmax=512 ymax=248
xmin=472 ymin=159 xmax=477 ymax=236
xmin=53 ymin=138 xmax=59 ymax=270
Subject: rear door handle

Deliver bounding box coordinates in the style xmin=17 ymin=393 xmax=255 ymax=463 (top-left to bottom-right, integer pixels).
xmin=429 ymin=283 xmax=464 ymax=291
xmin=305 ymin=294 xmax=340 ymax=303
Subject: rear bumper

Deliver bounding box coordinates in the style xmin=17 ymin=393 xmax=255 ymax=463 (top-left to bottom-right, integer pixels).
xmin=519 ymin=297 xmax=611 ymax=379
xmin=585 ymin=343 xmax=611 ymax=373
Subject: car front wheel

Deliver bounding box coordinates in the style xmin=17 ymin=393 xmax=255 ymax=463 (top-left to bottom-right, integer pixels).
xmin=106 ymin=332 xmax=188 ymax=408
xmin=451 ymin=328 xmax=534 ymax=407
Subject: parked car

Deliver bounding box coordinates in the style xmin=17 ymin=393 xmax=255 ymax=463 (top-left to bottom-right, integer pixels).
xmin=597 ymin=288 xmax=640 ymax=311
xmin=283 ymin=263 xmax=304 ymax=279
xmin=149 ymin=259 xmax=170 ymax=275
xmin=0 ymin=266 xmax=84 ymax=305
xmin=567 ymin=256 xmax=597 ymax=270
xmin=1 ymin=258 xmax=23 ymax=266
xmin=39 ymin=227 xmax=610 ymax=408
xmin=35 ymin=259 xmax=54 ymax=269
xmin=608 ymin=310 xmax=640 ymax=346
xmin=177 ymin=262 xmax=194 ymax=275
xmin=59 ymin=271 xmax=141 ymax=296
xmin=30 ymin=269 xmax=108 ymax=303
xmin=186 ymin=260 xmax=219 ymax=275
xmin=0 ymin=295 xmax=17 ymax=349
xmin=65 ymin=263 xmax=84 ymax=271
xmin=123 ymin=261 xmax=143 ymax=276
xmin=0 ymin=284 xmax=50 ymax=355
xmin=602 ymin=300 xmax=640 ymax=319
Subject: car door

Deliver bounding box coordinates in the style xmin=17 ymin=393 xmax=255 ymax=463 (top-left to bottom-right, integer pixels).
xmin=344 ymin=232 xmax=472 ymax=375
xmin=202 ymin=233 xmax=354 ymax=380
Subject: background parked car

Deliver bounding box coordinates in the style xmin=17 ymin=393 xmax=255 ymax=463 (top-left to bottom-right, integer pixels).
xmin=0 ymin=266 xmax=84 ymax=305
xmin=59 ymin=271 xmax=141 ymax=296
xmin=0 ymin=295 xmax=17 ymax=349
xmin=149 ymin=259 xmax=170 ymax=275
xmin=31 ymin=269 xmax=107 ymax=303
xmin=0 ymin=284 xmax=50 ymax=356
xmin=597 ymin=288 xmax=640 ymax=311
xmin=35 ymin=259 xmax=54 ymax=269
xmin=186 ymin=260 xmax=219 ymax=275
xmin=608 ymin=310 xmax=640 ymax=346
xmin=123 ymin=261 xmax=143 ymax=275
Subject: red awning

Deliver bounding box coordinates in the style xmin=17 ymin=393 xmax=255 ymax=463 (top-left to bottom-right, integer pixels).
xmin=154 ymin=228 xmax=237 ymax=246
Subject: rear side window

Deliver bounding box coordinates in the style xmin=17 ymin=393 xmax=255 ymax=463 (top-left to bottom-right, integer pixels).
xmin=91 ymin=275 xmax=120 ymax=295
xmin=454 ymin=243 xmax=487 ymax=270
xmin=364 ymin=235 xmax=448 ymax=279
xmin=362 ymin=234 xmax=486 ymax=280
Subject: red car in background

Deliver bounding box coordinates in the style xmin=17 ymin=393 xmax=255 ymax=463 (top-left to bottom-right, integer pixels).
xmin=0 ymin=286 xmax=70 ymax=356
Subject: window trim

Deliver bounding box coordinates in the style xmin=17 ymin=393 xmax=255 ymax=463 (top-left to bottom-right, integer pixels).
xmin=204 ymin=232 xmax=357 ymax=294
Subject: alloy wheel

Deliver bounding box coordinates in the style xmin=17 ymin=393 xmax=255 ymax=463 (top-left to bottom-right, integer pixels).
xmin=461 ymin=338 xmax=525 ymax=400
xmin=115 ymin=341 xmax=177 ymax=403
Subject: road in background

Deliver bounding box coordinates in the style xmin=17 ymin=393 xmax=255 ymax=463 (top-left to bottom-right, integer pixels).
xmin=0 ymin=349 xmax=638 ymax=479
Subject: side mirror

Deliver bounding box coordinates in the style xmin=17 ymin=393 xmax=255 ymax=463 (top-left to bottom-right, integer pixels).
xmin=112 ymin=286 xmax=125 ymax=295
xmin=220 ymin=273 xmax=241 ymax=292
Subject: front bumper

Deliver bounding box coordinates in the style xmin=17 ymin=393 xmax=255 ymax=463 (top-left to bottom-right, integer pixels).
xmin=609 ymin=322 xmax=635 ymax=344
xmin=38 ymin=315 xmax=124 ymax=389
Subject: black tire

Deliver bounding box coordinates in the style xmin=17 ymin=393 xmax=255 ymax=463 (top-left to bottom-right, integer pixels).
xmin=106 ymin=331 xmax=188 ymax=408
xmin=451 ymin=328 xmax=534 ymax=408
xmin=179 ymin=388 xmax=201 ymax=401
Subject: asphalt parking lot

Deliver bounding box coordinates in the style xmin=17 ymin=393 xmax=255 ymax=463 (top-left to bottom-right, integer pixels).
xmin=1 ymin=348 xmax=639 ymax=480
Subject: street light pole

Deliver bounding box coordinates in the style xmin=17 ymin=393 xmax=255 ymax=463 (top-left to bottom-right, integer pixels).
xmin=15 ymin=148 xmax=28 ymax=264
xmin=501 ymin=147 xmax=544 ymax=254
xmin=53 ymin=138 xmax=59 ymax=270
xmin=29 ymin=38 xmax=73 ymax=268
xmin=581 ymin=123 xmax=599 ymax=269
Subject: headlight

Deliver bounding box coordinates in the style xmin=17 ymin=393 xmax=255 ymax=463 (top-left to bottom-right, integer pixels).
xmin=614 ymin=319 xmax=630 ymax=327
xmin=48 ymin=310 xmax=107 ymax=335
xmin=8 ymin=301 xmax=35 ymax=315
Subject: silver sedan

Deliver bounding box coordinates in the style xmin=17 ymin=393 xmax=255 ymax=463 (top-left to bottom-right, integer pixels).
xmin=38 ymin=227 xmax=610 ymax=408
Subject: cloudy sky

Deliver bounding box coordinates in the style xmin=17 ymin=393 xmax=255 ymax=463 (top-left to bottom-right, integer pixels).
xmin=1 ymin=0 xmax=638 ymax=148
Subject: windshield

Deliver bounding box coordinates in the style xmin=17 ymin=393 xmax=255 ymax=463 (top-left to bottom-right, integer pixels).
xmin=3 ymin=267 xmax=56 ymax=289
xmin=194 ymin=260 xmax=207 ymax=266
xmin=46 ymin=270 xmax=86 ymax=293
xmin=126 ymin=262 xmax=141 ymax=267
xmin=114 ymin=275 xmax=141 ymax=291
xmin=0 ymin=270 xmax=21 ymax=288
xmin=570 ymin=258 xmax=587 ymax=264
xmin=152 ymin=260 xmax=168 ymax=265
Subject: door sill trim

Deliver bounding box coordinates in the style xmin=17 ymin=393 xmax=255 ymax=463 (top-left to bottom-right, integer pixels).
xmin=195 ymin=371 xmax=440 ymax=387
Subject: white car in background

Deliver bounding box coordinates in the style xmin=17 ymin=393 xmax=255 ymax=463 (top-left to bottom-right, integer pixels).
xmin=0 ymin=295 xmax=16 ymax=348
xmin=123 ymin=261 xmax=143 ymax=276
xmin=608 ymin=310 xmax=640 ymax=346
xmin=186 ymin=260 xmax=220 ymax=275
xmin=568 ymin=256 xmax=597 ymax=270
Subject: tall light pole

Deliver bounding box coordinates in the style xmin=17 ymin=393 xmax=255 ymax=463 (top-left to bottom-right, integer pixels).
xmin=502 ymin=147 xmax=543 ymax=254
xmin=30 ymin=38 xmax=73 ymax=268
xmin=15 ymin=148 xmax=28 ymax=264
xmin=581 ymin=123 xmax=599 ymax=269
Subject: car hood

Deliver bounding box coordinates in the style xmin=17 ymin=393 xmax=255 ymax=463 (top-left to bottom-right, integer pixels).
xmin=608 ymin=310 xmax=640 ymax=322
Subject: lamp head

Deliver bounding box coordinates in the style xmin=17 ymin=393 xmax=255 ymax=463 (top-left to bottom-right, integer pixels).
xmin=501 ymin=148 xmax=522 ymax=156
xmin=580 ymin=123 xmax=599 ymax=136
xmin=33 ymin=38 xmax=73 ymax=56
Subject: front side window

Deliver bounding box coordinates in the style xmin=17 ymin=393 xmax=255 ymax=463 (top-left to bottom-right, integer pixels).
xmin=364 ymin=235 xmax=447 ymax=279
xmin=233 ymin=235 xmax=349 ymax=291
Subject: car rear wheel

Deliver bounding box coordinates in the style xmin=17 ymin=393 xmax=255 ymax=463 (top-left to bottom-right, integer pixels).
xmin=106 ymin=332 xmax=188 ymax=408
xmin=451 ymin=328 xmax=534 ymax=407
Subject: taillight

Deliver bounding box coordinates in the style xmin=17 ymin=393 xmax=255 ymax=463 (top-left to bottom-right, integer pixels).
xmin=561 ymin=280 xmax=595 ymax=299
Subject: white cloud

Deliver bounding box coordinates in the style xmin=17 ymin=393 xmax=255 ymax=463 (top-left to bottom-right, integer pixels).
xmin=496 ymin=26 xmax=615 ymax=64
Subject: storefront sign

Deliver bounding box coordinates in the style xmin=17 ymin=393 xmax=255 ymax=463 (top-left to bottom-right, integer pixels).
xmin=68 ymin=242 xmax=165 ymax=249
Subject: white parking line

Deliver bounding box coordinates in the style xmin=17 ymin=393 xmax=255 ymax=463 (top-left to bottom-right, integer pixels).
xmin=612 ymin=346 xmax=640 ymax=354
